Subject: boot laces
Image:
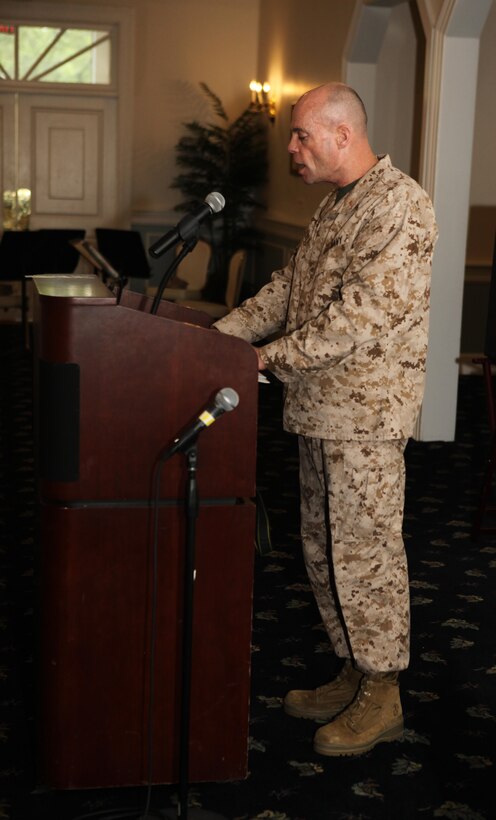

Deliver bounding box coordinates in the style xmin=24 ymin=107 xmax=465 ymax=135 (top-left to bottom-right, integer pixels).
xmin=344 ymin=680 xmax=377 ymax=731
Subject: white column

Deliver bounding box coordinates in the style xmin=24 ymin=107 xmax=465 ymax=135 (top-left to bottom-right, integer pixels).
xmin=417 ymin=0 xmax=493 ymax=440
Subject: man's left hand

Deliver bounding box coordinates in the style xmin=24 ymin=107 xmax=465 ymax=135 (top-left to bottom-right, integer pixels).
xmin=253 ymin=346 xmax=266 ymax=371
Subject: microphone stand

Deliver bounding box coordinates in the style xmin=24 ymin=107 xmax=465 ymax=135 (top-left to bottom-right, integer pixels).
xmin=162 ymin=440 xmax=227 ymax=820
xmin=150 ymin=236 xmax=198 ymax=316
xmin=109 ymin=273 xmax=127 ymax=305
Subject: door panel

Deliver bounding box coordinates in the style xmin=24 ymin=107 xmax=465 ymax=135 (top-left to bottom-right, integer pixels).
xmin=33 ymin=106 xmax=102 ymax=215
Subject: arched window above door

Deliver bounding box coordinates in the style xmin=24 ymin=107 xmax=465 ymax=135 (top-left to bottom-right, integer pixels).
xmin=0 ymin=23 xmax=113 ymax=86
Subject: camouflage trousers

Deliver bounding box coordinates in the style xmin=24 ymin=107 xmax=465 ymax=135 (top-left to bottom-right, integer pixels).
xmin=298 ymin=436 xmax=410 ymax=674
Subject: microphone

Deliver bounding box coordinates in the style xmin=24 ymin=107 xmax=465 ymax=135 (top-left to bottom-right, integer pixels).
xmin=149 ymin=191 xmax=225 ymax=258
xmin=161 ymin=388 xmax=239 ymax=460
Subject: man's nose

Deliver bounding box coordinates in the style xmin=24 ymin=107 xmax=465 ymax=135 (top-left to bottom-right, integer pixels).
xmin=288 ymin=134 xmax=298 ymax=153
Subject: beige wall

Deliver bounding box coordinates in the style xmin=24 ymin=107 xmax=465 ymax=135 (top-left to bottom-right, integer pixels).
xmin=258 ymin=0 xmax=496 ymax=225
xmin=22 ymin=0 xmax=495 ymax=224
xmin=470 ymin=0 xmax=496 ymax=206
xmin=131 ymin=0 xmax=260 ymax=216
xmin=256 ymin=0 xmax=356 ymax=226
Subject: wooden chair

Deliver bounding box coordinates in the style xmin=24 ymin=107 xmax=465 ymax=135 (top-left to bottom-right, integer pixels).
xmin=173 ymin=238 xmax=211 ymax=294
xmin=181 ymin=249 xmax=246 ymax=319
xmin=147 ymin=239 xmax=212 ymax=302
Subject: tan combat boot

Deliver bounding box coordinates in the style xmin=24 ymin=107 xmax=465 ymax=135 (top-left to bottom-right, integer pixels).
xmin=284 ymin=660 xmax=363 ymax=720
xmin=313 ymin=673 xmax=403 ymax=756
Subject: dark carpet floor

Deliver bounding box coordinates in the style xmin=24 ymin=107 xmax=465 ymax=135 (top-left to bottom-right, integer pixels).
xmin=1 ymin=322 xmax=495 ymax=820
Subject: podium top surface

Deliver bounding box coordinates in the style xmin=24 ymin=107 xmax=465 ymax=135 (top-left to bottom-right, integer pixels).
xmin=32 ymin=274 xmax=112 ymax=300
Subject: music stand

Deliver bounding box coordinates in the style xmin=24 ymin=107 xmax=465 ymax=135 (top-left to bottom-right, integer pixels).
xmin=95 ymin=228 xmax=151 ymax=283
xmin=0 ymin=230 xmax=39 ymax=346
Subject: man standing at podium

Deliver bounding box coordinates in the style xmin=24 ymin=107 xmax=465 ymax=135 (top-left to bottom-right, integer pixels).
xmin=213 ymin=82 xmax=438 ymax=757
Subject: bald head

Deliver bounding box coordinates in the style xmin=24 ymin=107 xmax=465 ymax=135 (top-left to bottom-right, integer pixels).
xmin=289 ymin=82 xmax=377 ymax=186
xmin=298 ymin=83 xmax=368 ymax=137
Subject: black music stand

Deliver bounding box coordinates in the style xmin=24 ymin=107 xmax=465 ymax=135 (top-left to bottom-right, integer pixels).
xmin=96 ymin=228 xmax=151 ymax=284
xmin=0 ymin=230 xmax=41 ymax=347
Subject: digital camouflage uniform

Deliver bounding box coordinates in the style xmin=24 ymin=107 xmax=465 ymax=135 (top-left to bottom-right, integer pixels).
xmin=214 ymin=155 xmax=438 ymax=673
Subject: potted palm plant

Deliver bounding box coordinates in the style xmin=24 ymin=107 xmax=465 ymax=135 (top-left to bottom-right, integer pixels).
xmin=171 ymin=83 xmax=268 ymax=299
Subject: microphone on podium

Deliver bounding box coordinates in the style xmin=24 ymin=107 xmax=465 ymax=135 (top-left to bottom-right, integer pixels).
xmin=161 ymin=388 xmax=239 ymax=460
xmin=149 ymin=191 xmax=226 ymax=258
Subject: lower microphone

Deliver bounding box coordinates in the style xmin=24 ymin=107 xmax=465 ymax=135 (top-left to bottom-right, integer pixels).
xmin=161 ymin=388 xmax=239 ymax=460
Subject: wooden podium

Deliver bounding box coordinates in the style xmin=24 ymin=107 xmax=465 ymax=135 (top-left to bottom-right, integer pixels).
xmin=31 ymin=275 xmax=258 ymax=790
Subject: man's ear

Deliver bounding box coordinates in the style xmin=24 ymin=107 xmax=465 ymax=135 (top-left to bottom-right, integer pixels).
xmin=336 ymin=123 xmax=351 ymax=149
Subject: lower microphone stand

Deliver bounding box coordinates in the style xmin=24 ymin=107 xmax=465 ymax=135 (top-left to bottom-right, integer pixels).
xmin=150 ymin=236 xmax=198 ymax=316
xmin=162 ymin=441 xmax=227 ymax=820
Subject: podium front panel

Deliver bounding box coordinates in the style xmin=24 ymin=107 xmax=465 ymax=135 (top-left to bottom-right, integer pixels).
xmin=39 ymin=501 xmax=256 ymax=788
xmin=32 ymin=276 xmax=260 ymax=790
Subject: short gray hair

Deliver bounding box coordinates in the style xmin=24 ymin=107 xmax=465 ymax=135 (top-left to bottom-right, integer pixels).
xmin=316 ymin=83 xmax=368 ymax=134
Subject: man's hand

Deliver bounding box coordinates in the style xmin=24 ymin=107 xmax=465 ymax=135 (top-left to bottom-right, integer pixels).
xmin=253 ymin=346 xmax=266 ymax=371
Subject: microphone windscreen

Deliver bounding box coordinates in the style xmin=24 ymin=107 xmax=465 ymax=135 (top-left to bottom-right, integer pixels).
xmin=215 ymin=387 xmax=239 ymax=412
xmin=205 ymin=191 xmax=225 ymax=213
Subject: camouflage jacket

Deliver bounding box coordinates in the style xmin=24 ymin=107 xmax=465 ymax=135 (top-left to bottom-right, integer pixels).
xmin=214 ymin=155 xmax=438 ymax=440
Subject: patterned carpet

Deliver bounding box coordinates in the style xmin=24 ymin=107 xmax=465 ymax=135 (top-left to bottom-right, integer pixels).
xmin=0 ymin=322 xmax=495 ymax=820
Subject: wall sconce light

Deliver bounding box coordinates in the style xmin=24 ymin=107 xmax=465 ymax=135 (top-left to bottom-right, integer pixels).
xmin=249 ymin=80 xmax=276 ymax=123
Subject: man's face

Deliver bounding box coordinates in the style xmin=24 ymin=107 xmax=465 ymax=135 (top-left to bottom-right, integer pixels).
xmin=288 ymin=98 xmax=340 ymax=185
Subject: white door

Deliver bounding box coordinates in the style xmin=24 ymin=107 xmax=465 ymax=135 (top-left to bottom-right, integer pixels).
xmin=1 ymin=91 xmax=118 ymax=231
xmin=0 ymin=2 xmax=135 ymax=231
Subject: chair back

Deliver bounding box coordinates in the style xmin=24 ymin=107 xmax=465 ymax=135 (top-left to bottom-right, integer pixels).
xmin=175 ymin=239 xmax=211 ymax=291
xmin=225 ymin=250 xmax=246 ymax=310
